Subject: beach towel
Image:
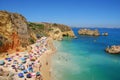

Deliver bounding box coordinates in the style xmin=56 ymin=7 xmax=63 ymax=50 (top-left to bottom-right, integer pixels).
xmin=31 ymin=73 xmax=36 ymax=77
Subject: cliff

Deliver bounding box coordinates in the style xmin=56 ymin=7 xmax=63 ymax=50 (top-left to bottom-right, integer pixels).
xmin=0 ymin=10 xmax=74 ymax=52
xmin=28 ymin=22 xmax=75 ymax=40
xmin=0 ymin=11 xmax=36 ymax=53
xmin=78 ymin=29 xmax=100 ymax=36
xmin=105 ymin=45 xmax=120 ymax=54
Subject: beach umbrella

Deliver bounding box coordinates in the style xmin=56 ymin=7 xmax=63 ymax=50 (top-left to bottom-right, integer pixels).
xmin=13 ymin=60 xmax=18 ymax=64
xmin=21 ymin=57 xmax=26 ymax=60
xmin=24 ymin=55 xmax=29 ymax=58
xmin=28 ymin=66 xmax=33 ymax=72
xmin=26 ymin=73 xmax=32 ymax=78
xmin=0 ymin=60 xmax=5 ymax=65
xmin=18 ymin=73 xmax=24 ymax=78
xmin=22 ymin=60 xmax=26 ymax=63
xmin=7 ymin=58 xmax=12 ymax=61
xmin=30 ymin=57 xmax=36 ymax=61
xmin=23 ymin=69 xmax=28 ymax=74
xmin=36 ymin=72 xmax=40 ymax=76
xmin=19 ymin=65 xmax=25 ymax=70
xmin=11 ymin=65 xmax=16 ymax=69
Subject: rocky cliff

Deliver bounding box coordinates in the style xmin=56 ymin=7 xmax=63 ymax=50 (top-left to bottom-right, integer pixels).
xmin=0 ymin=11 xmax=74 ymax=52
xmin=105 ymin=45 xmax=120 ymax=54
xmin=48 ymin=27 xmax=63 ymax=40
xmin=0 ymin=11 xmax=36 ymax=53
xmin=28 ymin=22 xmax=75 ymax=40
xmin=78 ymin=28 xmax=100 ymax=36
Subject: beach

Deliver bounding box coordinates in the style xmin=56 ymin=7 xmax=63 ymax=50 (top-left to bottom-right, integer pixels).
xmin=0 ymin=37 xmax=56 ymax=80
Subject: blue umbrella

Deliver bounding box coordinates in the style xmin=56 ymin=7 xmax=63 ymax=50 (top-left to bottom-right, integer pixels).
xmin=18 ymin=73 xmax=24 ymax=78
xmin=0 ymin=60 xmax=5 ymax=65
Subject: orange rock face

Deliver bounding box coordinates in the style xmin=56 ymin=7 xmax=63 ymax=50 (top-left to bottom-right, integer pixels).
xmin=0 ymin=11 xmax=29 ymax=53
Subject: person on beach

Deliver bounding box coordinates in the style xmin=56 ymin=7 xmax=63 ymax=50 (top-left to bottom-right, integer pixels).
xmin=39 ymin=63 xmax=42 ymax=71
xmin=46 ymin=61 xmax=48 ymax=65
xmin=14 ymin=66 xmax=18 ymax=72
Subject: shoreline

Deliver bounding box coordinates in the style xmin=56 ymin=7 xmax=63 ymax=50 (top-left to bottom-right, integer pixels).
xmin=0 ymin=37 xmax=56 ymax=80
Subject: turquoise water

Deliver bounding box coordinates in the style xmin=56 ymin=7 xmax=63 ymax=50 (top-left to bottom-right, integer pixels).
xmin=52 ymin=28 xmax=120 ymax=80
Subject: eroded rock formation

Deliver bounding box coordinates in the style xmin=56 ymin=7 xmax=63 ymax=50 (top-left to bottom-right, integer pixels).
xmin=28 ymin=22 xmax=75 ymax=40
xmin=78 ymin=29 xmax=100 ymax=36
xmin=48 ymin=27 xmax=63 ymax=40
xmin=105 ymin=45 xmax=120 ymax=54
xmin=0 ymin=11 xmax=35 ymax=53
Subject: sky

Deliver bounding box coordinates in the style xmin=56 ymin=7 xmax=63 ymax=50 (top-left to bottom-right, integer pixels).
xmin=0 ymin=0 xmax=120 ymax=28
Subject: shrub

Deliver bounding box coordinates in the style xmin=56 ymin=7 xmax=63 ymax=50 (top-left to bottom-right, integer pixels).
xmin=48 ymin=28 xmax=53 ymax=31
xmin=29 ymin=38 xmax=35 ymax=44
xmin=53 ymin=23 xmax=58 ymax=26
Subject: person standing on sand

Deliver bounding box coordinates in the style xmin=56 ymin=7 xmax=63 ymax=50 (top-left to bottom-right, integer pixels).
xmin=39 ymin=63 xmax=42 ymax=71
xmin=14 ymin=66 xmax=18 ymax=72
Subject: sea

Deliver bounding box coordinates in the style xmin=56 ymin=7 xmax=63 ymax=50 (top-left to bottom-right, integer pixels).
xmin=51 ymin=28 xmax=120 ymax=80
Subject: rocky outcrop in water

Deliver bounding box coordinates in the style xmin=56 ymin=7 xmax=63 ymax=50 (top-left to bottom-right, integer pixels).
xmin=105 ymin=45 xmax=120 ymax=54
xmin=78 ymin=29 xmax=100 ymax=36
xmin=0 ymin=11 xmax=36 ymax=53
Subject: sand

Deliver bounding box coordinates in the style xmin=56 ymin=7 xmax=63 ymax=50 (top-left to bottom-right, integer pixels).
xmin=0 ymin=37 xmax=56 ymax=80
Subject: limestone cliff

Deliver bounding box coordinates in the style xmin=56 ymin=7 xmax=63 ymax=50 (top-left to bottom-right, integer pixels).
xmin=78 ymin=28 xmax=100 ymax=36
xmin=48 ymin=27 xmax=63 ymax=40
xmin=0 ymin=10 xmax=74 ymax=52
xmin=0 ymin=11 xmax=36 ymax=53
xmin=28 ymin=22 xmax=75 ymax=40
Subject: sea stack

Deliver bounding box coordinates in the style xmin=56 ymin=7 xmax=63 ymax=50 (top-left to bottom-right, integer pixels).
xmin=105 ymin=45 xmax=120 ymax=54
xmin=78 ymin=28 xmax=100 ymax=36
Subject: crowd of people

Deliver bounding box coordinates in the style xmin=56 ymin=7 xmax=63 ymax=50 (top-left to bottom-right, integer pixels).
xmin=0 ymin=37 xmax=50 ymax=80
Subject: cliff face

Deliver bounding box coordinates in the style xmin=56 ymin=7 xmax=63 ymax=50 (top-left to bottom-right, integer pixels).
xmin=0 ymin=11 xmax=74 ymax=52
xmin=48 ymin=27 xmax=63 ymax=40
xmin=78 ymin=29 xmax=100 ymax=36
xmin=0 ymin=11 xmax=31 ymax=53
xmin=28 ymin=22 xmax=75 ymax=40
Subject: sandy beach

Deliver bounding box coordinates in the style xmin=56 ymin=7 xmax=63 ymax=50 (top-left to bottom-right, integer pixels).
xmin=0 ymin=37 xmax=56 ymax=80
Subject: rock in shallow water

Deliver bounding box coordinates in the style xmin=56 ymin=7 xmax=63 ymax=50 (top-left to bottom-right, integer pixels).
xmin=78 ymin=28 xmax=100 ymax=36
xmin=105 ymin=45 xmax=120 ymax=54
